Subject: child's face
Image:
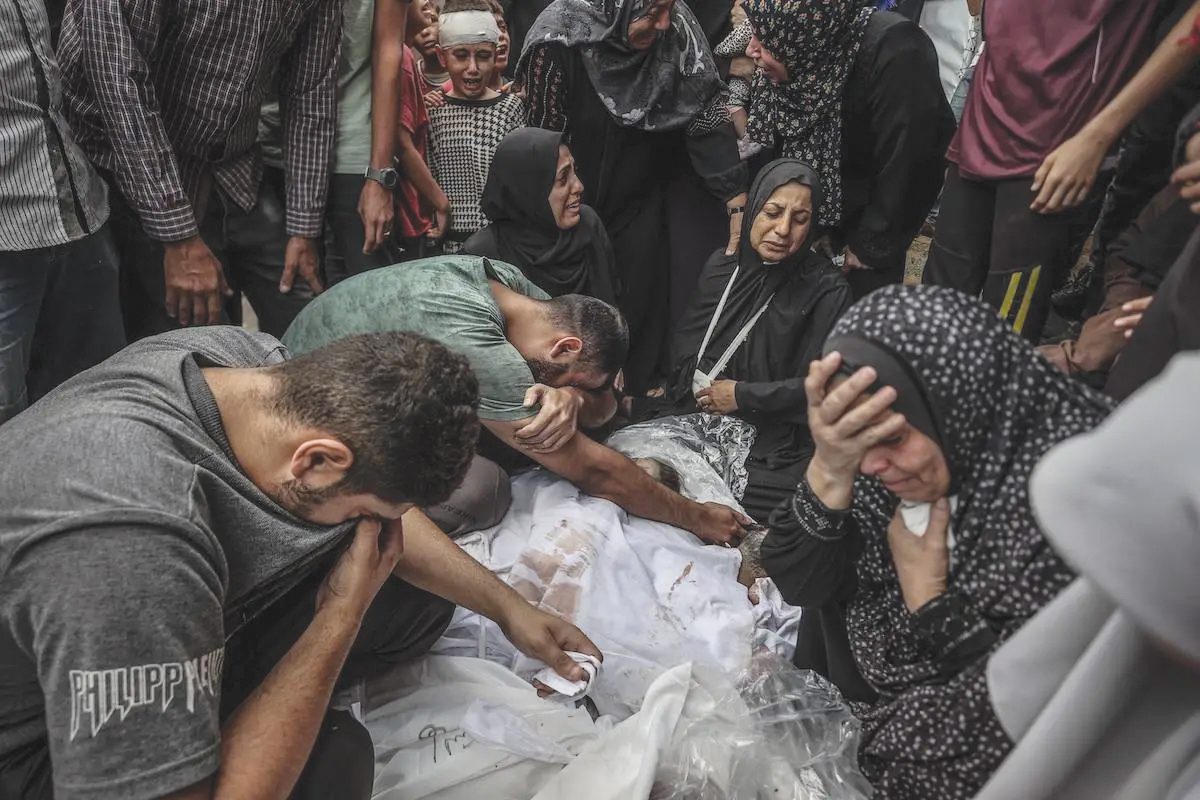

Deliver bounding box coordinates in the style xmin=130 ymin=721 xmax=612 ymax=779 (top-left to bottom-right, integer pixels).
xmin=407 ymin=0 xmax=434 ymax=38
xmin=439 ymin=42 xmax=498 ymax=98
xmin=415 ymin=16 xmax=440 ymax=59
xmin=493 ymin=13 xmax=510 ymax=73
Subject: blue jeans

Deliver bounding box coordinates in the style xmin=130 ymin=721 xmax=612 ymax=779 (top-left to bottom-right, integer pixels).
xmin=0 ymin=224 xmax=125 ymax=424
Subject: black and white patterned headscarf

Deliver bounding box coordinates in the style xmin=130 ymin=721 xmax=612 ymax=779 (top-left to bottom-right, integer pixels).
xmin=516 ymin=0 xmax=727 ymax=132
xmin=828 ymin=285 xmax=1113 ymax=796
xmin=743 ymin=0 xmax=872 ymax=225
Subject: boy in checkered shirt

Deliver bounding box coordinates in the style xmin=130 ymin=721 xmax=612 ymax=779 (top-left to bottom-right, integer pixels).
xmin=425 ymin=0 xmax=524 ymax=251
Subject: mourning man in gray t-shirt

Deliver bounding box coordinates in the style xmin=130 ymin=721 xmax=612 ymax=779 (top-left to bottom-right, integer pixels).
xmin=0 ymin=327 xmax=599 ymax=800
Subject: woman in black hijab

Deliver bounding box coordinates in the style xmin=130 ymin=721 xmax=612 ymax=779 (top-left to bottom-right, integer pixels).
xmin=517 ymin=0 xmax=748 ymax=390
xmin=764 ymin=285 xmax=1112 ymax=799
xmin=463 ymin=129 xmax=618 ymax=304
xmin=639 ymin=159 xmax=852 ymax=522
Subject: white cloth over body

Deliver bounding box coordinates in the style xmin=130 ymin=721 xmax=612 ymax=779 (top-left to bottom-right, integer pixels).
xmin=362 ymin=656 xmax=600 ymax=800
xmin=433 ymin=471 xmax=799 ymax=718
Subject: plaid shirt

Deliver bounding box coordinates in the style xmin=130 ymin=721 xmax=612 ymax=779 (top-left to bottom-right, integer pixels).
xmin=0 ymin=0 xmax=108 ymax=251
xmin=56 ymin=0 xmax=342 ymax=242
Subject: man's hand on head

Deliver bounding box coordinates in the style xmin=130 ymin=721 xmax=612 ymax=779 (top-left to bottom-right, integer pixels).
xmin=515 ymin=384 xmax=583 ymax=454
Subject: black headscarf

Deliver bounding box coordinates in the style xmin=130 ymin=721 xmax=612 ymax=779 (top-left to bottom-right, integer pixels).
xmin=463 ymin=129 xmax=618 ymax=303
xmin=515 ymin=0 xmax=727 ymax=132
xmin=669 ymin=159 xmax=830 ymax=380
xmin=826 ymin=285 xmax=1113 ymax=789
xmin=657 ymin=159 xmax=849 ymax=463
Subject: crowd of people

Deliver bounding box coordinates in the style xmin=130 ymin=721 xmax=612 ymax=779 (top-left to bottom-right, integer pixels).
xmin=1 ymin=0 xmax=1199 ymax=798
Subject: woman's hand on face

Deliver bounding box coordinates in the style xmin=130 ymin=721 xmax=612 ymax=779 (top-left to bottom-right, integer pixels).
xmin=805 ymin=352 xmax=905 ymax=483
xmin=888 ymin=497 xmax=950 ymax=613
xmin=695 ymin=380 xmax=738 ymax=414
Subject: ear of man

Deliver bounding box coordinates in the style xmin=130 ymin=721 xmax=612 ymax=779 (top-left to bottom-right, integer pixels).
xmin=289 ymin=438 xmax=355 ymax=489
xmin=549 ymin=336 xmax=584 ymax=359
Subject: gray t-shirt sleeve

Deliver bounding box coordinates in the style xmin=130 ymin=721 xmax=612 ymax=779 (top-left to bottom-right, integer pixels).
xmin=5 ymin=524 xmax=226 ymax=800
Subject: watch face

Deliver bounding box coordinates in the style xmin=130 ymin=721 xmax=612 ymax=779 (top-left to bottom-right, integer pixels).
xmin=380 ymin=168 xmax=399 ymax=189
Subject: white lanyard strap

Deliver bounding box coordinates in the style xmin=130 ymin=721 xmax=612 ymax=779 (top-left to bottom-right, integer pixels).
xmin=703 ymin=292 xmax=775 ymax=382
xmin=696 ymin=266 xmax=740 ymax=364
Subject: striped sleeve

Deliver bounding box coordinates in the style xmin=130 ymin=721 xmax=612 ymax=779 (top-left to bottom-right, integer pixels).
xmin=279 ymin=0 xmax=342 ymax=238
xmin=77 ymin=0 xmax=197 ymax=241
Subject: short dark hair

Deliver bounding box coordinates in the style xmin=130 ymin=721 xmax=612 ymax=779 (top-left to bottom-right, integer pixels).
xmin=543 ymin=294 xmax=630 ymax=377
xmin=442 ymin=0 xmax=491 ymax=14
xmin=270 ymin=333 xmax=480 ymax=507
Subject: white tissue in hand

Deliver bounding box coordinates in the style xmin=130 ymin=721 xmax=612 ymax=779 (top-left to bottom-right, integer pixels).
xmin=899 ymin=498 xmax=959 ymax=555
xmin=533 ymin=652 xmax=600 ymax=703
xmin=899 ymin=500 xmax=935 ymax=536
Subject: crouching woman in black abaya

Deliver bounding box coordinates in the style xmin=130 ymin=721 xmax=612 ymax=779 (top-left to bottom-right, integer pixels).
xmin=635 ymin=159 xmax=852 ymax=522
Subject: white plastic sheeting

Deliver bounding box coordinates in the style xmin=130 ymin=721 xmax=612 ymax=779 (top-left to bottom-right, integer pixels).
xmin=429 ymin=471 xmax=800 ymax=718
xmin=360 ymin=655 xmax=871 ymax=800
xmin=606 ymin=413 xmax=757 ymax=512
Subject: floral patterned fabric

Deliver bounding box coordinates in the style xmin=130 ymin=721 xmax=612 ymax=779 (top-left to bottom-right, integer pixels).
xmin=742 ymin=0 xmax=873 ymax=225
xmin=515 ymin=0 xmax=727 ymax=133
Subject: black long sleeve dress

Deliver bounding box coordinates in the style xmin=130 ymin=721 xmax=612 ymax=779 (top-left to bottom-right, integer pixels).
xmin=747 ymin=11 xmax=955 ymax=297
xmin=523 ymin=42 xmax=747 ymax=389
xmin=838 ymin=12 xmax=956 ymax=295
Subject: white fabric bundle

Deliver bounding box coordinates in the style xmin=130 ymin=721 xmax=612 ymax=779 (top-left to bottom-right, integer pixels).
xmin=533 ymin=652 xmax=601 ymax=703
xmin=438 ymin=10 xmax=499 ymax=46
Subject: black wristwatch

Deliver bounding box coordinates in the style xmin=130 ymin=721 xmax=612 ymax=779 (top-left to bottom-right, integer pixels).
xmin=364 ymin=165 xmax=399 ymax=190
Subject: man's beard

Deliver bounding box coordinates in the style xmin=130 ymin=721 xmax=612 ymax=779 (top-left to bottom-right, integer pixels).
xmin=274 ymin=478 xmax=343 ymax=518
xmin=526 ymin=358 xmax=568 ymax=385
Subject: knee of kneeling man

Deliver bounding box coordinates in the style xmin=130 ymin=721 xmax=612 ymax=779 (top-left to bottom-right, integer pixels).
xmin=426 ymin=457 xmax=513 ymax=537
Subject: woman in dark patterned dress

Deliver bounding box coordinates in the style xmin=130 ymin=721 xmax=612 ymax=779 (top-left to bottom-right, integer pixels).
xmin=743 ymin=0 xmax=954 ymax=298
xmin=763 ymin=285 xmax=1112 ymax=798
xmin=515 ymin=0 xmax=747 ymax=390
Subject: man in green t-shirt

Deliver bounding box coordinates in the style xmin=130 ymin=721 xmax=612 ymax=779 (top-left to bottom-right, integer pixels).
xmin=284 ymin=256 xmax=749 ymax=545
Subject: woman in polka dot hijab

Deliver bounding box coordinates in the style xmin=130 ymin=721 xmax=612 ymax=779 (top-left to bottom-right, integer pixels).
xmin=764 ymin=284 xmax=1113 ymax=798
xmin=742 ymin=0 xmax=873 ymax=226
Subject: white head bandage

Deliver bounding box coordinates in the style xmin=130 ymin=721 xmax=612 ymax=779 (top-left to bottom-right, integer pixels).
xmin=438 ymin=10 xmax=500 ymax=46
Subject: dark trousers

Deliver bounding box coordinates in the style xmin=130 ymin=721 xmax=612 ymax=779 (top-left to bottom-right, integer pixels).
xmin=610 ymin=189 xmax=669 ymax=393
xmin=666 ymin=169 xmax=728 ymax=327
xmin=923 ymin=166 xmax=1089 ymax=342
xmin=0 ymin=224 xmax=125 ymax=423
xmin=424 ymin=454 xmax=512 ymax=538
xmin=1106 ymin=225 xmax=1200 ymax=401
xmin=741 ymin=458 xmax=809 ymax=525
xmin=323 ymin=174 xmax=402 ymax=286
xmin=107 ymin=167 xmax=313 ymax=340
